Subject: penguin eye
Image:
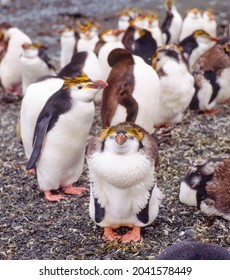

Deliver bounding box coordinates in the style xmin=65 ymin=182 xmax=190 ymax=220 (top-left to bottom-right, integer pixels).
xmin=77 ymin=84 xmax=84 ymax=89
xmin=129 ymin=135 xmax=134 ymax=140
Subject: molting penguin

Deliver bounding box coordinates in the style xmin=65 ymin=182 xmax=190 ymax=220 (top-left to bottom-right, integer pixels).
xmin=156 ymin=241 xmax=230 ymax=260
xmin=0 ymin=22 xmax=32 ymax=95
xmin=20 ymin=42 xmax=57 ymax=95
xmin=162 ymin=0 xmax=183 ymax=44
xmin=19 ymin=72 xmax=107 ymax=201
xmin=179 ymin=29 xmax=217 ymax=71
xmin=190 ymin=42 xmax=230 ymax=110
xmin=179 ymin=156 xmax=230 ymax=221
xmin=152 ymin=45 xmax=195 ymax=127
xmin=101 ymin=48 xmax=160 ymax=133
xmin=86 ymin=122 xmax=162 ymax=243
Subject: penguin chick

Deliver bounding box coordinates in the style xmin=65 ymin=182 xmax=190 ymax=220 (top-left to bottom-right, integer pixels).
xmin=179 ymin=8 xmax=203 ymax=42
xmin=162 ymin=0 xmax=183 ymax=44
xmin=156 ymin=241 xmax=230 ymax=260
xmin=19 ymin=72 xmax=107 ymax=201
xmin=0 ymin=22 xmax=32 ymax=95
xmin=20 ymin=42 xmax=57 ymax=95
xmin=86 ymin=122 xmax=162 ymax=243
xmin=152 ymin=45 xmax=195 ymax=127
xmin=179 ymin=29 xmax=217 ymax=71
xmin=101 ymin=48 xmax=160 ymax=133
xmin=180 ymin=156 xmax=230 ymax=221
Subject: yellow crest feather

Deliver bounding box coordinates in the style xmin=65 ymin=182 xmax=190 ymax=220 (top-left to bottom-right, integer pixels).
xmin=63 ymin=73 xmax=90 ymax=89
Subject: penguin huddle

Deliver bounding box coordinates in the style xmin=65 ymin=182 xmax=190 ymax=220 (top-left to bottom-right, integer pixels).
xmin=8 ymin=0 xmax=229 ymax=251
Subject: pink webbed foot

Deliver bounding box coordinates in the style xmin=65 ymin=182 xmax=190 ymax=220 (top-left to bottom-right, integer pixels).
xmin=103 ymin=227 xmax=121 ymax=241
xmin=63 ymin=184 xmax=88 ymax=196
xmin=203 ymin=108 xmax=221 ymax=115
xmin=121 ymin=226 xmax=141 ymax=243
xmin=44 ymin=190 xmax=65 ymax=202
xmin=25 ymin=168 xmax=35 ymax=175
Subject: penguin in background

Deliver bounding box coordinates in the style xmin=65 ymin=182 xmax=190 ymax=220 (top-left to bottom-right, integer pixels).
xmin=156 ymin=241 xmax=230 ymax=260
xmin=86 ymin=122 xmax=162 ymax=243
xmin=202 ymin=8 xmax=217 ymax=37
xmin=162 ymin=0 xmax=183 ymax=45
xmin=58 ymin=25 xmax=79 ymax=68
xmin=179 ymin=156 xmax=230 ymax=221
xmin=0 ymin=22 xmax=32 ymax=95
xmin=20 ymin=42 xmax=57 ymax=95
xmin=132 ymin=28 xmax=157 ymax=65
xmin=18 ymin=72 xmax=107 ymax=201
xmin=101 ymin=48 xmax=160 ymax=134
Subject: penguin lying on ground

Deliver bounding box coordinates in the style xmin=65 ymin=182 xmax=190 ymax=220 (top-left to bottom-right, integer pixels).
xmin=86 ymin=122 xmax=162 ymax=242
xmin=20 ymin=42 xmax=57 ymax=95
xmin=156 ymin=241 xmax=230 ymax=260
xmin=18 ymin=72 xmax=107 ymax=201
xmin=101 ymin=48 xmax=160 ymax=133
xmin=0 ymin=22 xmax=32 ymax=96
xmin=179 ymin=156 xmax=230 ymax=221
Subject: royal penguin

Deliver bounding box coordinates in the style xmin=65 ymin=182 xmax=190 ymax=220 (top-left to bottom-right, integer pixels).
xmin=20 ymin=42 xmax=57 ymax=95
xmin=94 ymin=28 xmax=125 ymax=83
xmin=179 ymin=8 xmax=204 ymax=42
xmin=101 ymin=48 xmax=160 ymax=134
xmin=58 ymin=51 xmax=102 ymax=104
xmin=117 ymin=7 xmax=141 ymax=30
xmin=202 ymin=8 xmax=217 ymax=37
xmin=179 ymin=156 xmax=230 ymax=221
xmin=146 ymin=13 xmax=163 ymax=47
xmin=18 ymin=72 xmax=107 ymax=201
xmin=179 ymin=29 xmax=217 ymax=71
xmin=156 ymin=241 xmax=230 ymax=260
xmin=59 ymin=25 xmax=78 ymax=68
xmin=190 ymin=42 xmax=230 ymax=113
xmin=75 ymin=20 xmax=100 ymax=53
xmin=0 ymin=22 xmax=32 ymax=95
xmin=152 ymin=45 xmax=195 ymax=127
xmin=162 ymin=0 xmax=183 ymax=44
xmin=86 ymin=122 xmax=162 ymax=242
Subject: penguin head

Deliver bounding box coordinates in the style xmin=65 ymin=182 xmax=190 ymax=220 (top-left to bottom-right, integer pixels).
xmin=59 ymin=25 xmax=75 ymax=38
xmin=77 ymin=20 xmax=99 ymax=40
xmin=100 ymin=123 xmax=144 ymax=155
xmin=203 ymin=8 xmax=215 ymax=22
xmin=193 ymin=29 xmax=217 ymax=44
xmin=21 ymin=42 xmax=42 ymax=58
xmin=63 ymin=73 xmax=108 ymax=102
xmin=186 ymin=8 xmax=202 ymax=19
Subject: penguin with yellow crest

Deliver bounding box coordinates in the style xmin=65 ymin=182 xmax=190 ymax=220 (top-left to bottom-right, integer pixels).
xmin=19 ymin=72 xmax=107 ymax=201
xmin=87 ymin=122 xmax=163 ymax=243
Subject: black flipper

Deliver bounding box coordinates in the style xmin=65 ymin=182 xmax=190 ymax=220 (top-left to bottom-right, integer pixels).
xmin=137 ymin=186 xmax=154 ymax=224
xmin=26 ymin=113 xmax=52 ymax=170
xmin=94 ymin=197 xmax=105 ymax=223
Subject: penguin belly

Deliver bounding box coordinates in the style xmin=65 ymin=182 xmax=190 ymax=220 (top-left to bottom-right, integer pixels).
xmin=36 ymin=101 xmax=95 ymax=192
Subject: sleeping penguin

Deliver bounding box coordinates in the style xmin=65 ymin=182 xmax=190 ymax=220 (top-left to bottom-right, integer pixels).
xmin=19 ymin=72 xmax=107 ymax=201
xmin=86 ymin=122 xmax=163 ymax=243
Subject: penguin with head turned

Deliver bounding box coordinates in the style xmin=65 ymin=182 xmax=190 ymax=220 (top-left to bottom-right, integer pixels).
xmin=101 ymin=48 xmax=160 ymax=134
xmin=19 ymin=71 xmax=107 ymax=202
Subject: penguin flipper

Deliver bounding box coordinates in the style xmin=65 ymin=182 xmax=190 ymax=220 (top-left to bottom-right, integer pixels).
xmin=26 ymin=113 xmax=52 ymax=170
xmin=16 ymin=113 xmax=22 ymax=144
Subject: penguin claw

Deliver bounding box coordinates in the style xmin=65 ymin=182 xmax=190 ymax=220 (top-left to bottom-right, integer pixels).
xmin=121 ymin=226 xmax=141 ymax=243
xmin=44 ymin=191 xmax=66 ymax=202
xmin=103 ymin=227 xmax=121 ymax=241
xmin=63 ymin=185 xmax=88 ymax=196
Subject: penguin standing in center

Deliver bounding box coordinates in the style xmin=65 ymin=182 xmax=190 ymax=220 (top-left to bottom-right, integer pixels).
xmin=86 ymin=122 xmax=162 ymax=242
xmin=101 ymin=48 xmax=160 ymax=133
xmin=18 ymin=72 xmax=107 ymax=201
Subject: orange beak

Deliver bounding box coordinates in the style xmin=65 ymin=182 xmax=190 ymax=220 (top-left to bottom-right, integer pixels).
xmin=115 ymin=133 xmax=127 ymax=145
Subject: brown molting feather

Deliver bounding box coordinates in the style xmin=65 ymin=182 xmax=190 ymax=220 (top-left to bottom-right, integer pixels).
xmin=205 ymin=156 xmax=230 ymax=214
xmin=193 ymin=44 xmax=230 ymax=73
xmin=101 ymin=49 xmax=136 ymax=127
